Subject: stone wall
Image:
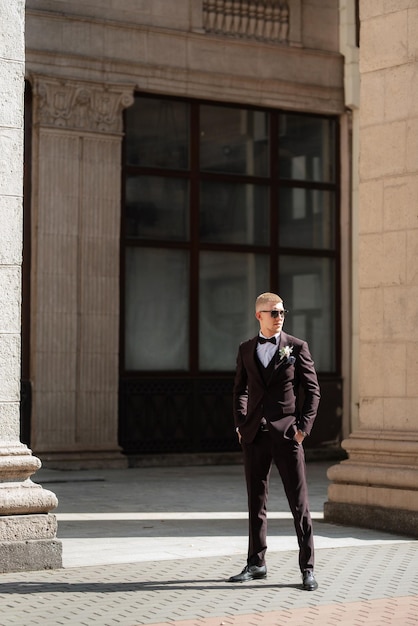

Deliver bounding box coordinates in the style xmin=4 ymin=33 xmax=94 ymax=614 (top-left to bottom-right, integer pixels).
xmin=26 ymin=0 xmax=343 ymax=113
xmin=26 ymin=0 xmax=338 ymax=52
xmin=325 ymin=1 xmax=418 ymax=536
xmin=0 ymin=0 xmax=24 ymax=444
xmin=24 ymin=0 xmax=345 ymax=467
xmin=0 ymin=0 xmax=61 ymax=572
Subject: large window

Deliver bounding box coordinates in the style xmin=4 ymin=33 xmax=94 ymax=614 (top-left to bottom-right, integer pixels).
xmin=122 ymin=96 xmax=339 ymax=374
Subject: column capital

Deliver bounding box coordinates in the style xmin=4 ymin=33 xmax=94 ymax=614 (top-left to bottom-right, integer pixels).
xmin=30 ymin=74 xmax=135 ymax=134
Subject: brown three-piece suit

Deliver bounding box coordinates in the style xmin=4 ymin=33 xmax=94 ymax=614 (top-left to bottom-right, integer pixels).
xmin=233 ymin=330 xmax=321 ymax=572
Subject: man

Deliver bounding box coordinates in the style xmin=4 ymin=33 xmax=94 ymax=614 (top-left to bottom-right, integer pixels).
xmin=229 ymin=292 xmax=320 ymax=591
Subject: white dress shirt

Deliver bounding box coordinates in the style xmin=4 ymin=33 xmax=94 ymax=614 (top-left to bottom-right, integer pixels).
xmin=256 ymin=332 xmax=280 ymax=368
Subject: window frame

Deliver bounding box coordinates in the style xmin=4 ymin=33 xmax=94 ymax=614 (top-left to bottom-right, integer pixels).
xmin=120 ymin=94 xmax=341 ymax=377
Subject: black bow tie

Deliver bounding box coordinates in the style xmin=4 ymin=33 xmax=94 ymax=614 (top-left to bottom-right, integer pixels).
xmin=258 ymin=336 xmax=276 ymax=345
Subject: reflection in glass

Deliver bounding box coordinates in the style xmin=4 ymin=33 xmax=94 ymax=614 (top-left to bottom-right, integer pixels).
xmin=200 ymin=181 xmax=269 ymax=245
xmin=125 ymin=97 xmax=190 ymax=169
xmin=199 ymin=252 xmax=269 ymax=371
xmin=200 ymin=105 xmax=269 ymax=177
xmin=279 ymin=188 xmax=335 ymax=249
xmin=125 ymin=248 xmax=189 ymax=370
xmin=279 ymin=255 xmax=335 ymax=372
xmin=278 ymin=114 xmax=336 ymax=182
xmin=125 ymin=175 xmax=189 ymax=240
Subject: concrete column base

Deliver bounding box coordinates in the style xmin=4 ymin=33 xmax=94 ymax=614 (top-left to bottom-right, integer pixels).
xmin=0 ymin=513 xmax=57 ymax=540
xmin=0 ymin=537 xmax=62 ymax=573
xmin=324 ymin=430 xmax=418 ymax=538
xmin=324 ymin=501 xmax=418 ymax=537
xmin=0 ymin=513 xmax=62 ymax=574
xmin=0 ymin=444 xmax=62 ymax=572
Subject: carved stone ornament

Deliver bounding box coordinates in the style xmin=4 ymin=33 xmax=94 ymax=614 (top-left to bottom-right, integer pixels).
xmin=32 ymin=76 xmax=135 ymax=134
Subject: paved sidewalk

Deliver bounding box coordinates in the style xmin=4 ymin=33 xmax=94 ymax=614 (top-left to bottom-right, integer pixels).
xmin=0 ymin=462 xmax=416 ymax=625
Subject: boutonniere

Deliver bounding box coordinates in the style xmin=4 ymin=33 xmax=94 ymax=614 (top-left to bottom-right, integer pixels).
xmin=279 ymin=345 xmax=295 ymax=364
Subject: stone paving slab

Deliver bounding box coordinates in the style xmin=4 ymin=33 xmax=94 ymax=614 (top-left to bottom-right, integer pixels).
xmin=150 ymin=597 xmax=418 ymax=626
xmin=0 ymin=541 xmax=417 ymax=626
xmin=0 ymin=462 xmax=416 ymax=625
xmin=32 ymin=462 xmax=413 ymax=570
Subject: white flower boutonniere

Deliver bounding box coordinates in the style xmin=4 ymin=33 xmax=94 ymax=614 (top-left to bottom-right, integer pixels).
xmin=279 ymin=345 xmax=295 ymax=364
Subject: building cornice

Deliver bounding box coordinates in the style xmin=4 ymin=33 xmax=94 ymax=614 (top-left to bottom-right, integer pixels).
xmin=26 ymin=51 xmax=344 ymax=116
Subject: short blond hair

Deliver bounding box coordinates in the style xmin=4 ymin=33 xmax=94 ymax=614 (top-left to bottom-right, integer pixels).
xmin=255 ymin=292 xmax=283 ymax=312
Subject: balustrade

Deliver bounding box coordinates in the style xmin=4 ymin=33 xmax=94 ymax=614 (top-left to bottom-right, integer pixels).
xmin=203 ymin=0 xmax=289 ymax=44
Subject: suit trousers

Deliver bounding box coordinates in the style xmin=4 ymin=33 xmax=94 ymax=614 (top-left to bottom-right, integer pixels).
xmin=241 ymin=427 xmax=315 ymax=573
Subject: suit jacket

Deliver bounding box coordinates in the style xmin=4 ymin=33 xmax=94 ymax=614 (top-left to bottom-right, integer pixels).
xmin=233 ymin=331 xmax=320 ymax=444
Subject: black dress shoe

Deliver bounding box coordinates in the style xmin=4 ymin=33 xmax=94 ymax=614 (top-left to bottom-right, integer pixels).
xmin=228 ymin=564 xmax=267 ymax=583
xmin=302 ymin=569 xmax=318 ymax=591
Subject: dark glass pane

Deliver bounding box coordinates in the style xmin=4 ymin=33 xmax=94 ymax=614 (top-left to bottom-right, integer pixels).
xmin=125 ymin=97 xmax=190 ymax=169
xmin=200 ymin=181 xmax=269 ymax=245
xmin=125 ymin=175 xmax=189 ymax=241
xmin=279 ymin=255 xmax=335 ymax=372
xmin=199 ymin=251 xmax=269 ymax=371
xmin=278 ymin=114 xmax=336 ymax=182
xmin=200 ymin=105 xmax=269 ymax=176
xmin=279 ymin=188 xmax=335 ymax=249
xmin=125 ymin=247 xmax=189 ymax=370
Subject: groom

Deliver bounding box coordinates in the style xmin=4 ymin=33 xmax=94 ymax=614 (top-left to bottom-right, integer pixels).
xmin=229 ymin=292 xmax=320 ymax=591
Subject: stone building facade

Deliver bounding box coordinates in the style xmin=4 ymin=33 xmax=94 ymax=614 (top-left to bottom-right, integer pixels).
xmin=23 ymin=0 xmax=347 ymax=467
xmin=0 ymin=0 xmax=417 ymax=575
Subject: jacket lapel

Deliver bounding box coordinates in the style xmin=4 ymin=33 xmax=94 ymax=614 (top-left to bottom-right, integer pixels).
xmin=273 ymin=331 xmax=290 ymax=371
xmin=246 ymin=336 xmax=265 ymax=386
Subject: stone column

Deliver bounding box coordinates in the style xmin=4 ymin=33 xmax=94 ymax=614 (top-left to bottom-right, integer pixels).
xmin=325 ymin=2 xmax=418 ymax=536
xmin=0 ymin=0 xmax=61 ymax=572
xmin=29 ymin=75 xmax=134 ymax=468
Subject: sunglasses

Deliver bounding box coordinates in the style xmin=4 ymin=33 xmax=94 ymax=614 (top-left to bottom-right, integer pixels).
xmin=259 ymin=309 xmax=289 ymax=318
